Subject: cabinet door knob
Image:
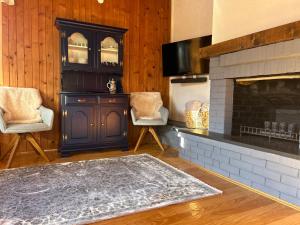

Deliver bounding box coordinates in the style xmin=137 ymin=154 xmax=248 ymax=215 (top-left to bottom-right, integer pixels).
xmin=101 ymin=123 xmax=104 ymax=126
xmin=90 ymin=123 xmax=95 ymax=127
xmin=77 ymin=99 xmax=86 ymax=103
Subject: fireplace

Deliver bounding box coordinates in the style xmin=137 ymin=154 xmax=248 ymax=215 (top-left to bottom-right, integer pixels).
xmin=208 ymin=38 xmax=300 ymax=156
xmin=231 ymin=75 xmax=300 ymax=154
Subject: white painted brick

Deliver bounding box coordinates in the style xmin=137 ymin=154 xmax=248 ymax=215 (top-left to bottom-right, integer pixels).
xmin=221 ymin=148 xmax=241 ymax=160
xmin=240 ymin=170 xmax=265 ymax=185
xmin=266 ymin=179 xmax=297 ymax=197
xmin=230 ymin=158 xmax=253 ymax=171
xmin=212 ymin=152 xmax=230 ymax=163
xmin=241 ymin=155 xmax=266 ymax=167
xmin=252 ymin=182 xmax=280 ymax=198
xmin=281 ymin=175 xmax=300 ymax=188
xmin=230 ymin=174 xmax=252 ymax=186
xmin=220 ymin=162 xmax=239 ymax=175
xmin=280 ymin=193 xmax=300 ymax=206
xmin=253 ymin=166 xmax=280 ymax=182
xmin=266 ymin=161 xmax=298 ymax=177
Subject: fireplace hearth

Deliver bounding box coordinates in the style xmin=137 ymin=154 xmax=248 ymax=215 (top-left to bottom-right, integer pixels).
xmin=231 ymin=76 xmax=300 ymax=154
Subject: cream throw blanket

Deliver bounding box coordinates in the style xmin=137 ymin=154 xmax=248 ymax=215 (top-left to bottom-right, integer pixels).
xmin=0 ymin=87 xmax=42 ymax=124
xmin=130 ymin=92 xmax=163 ymax=120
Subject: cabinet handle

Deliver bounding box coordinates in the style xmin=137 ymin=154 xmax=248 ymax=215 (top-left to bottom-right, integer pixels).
xmin=101 ymin=123 xmax=104 ymax=126
xmin=77 ymin=99 xmax=87 ymax=103
xmin=120 ymin=61 xmax=123 ymax=67
xmin=88 ymin=48 xmax=91 ymax=51
xmin=108 ymin=99 xmax=116 ymax=103
xmin=123 ymin=109 xmax=127 ymax=116
xmin=62 ymin=56 xmax=67 ymax=64
xmin=65 ymin=135 xmax=68 ymax=140
xmin=123 ymin=131 xmax=127 ymax=136
xmin=98 ymin=49 xmax=101 ymax=52
xmin=90 ymin=123 xmax=95 ymax=127
xmin=62 ymin=110 xmax=68 ymax=117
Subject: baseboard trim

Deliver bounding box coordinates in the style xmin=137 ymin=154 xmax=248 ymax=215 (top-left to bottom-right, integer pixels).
xmin=188 ymin=160 xmax=300 ymax=211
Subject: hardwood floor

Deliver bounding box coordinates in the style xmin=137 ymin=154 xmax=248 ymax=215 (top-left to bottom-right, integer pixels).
xmin=1 ymin=144 xmax=300 ymax=225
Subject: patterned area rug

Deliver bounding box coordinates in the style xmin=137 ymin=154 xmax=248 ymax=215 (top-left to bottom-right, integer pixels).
xmin=0 ymin=154 xmax=221 ymax=225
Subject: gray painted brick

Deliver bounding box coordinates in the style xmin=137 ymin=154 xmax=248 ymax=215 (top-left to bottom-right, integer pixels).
xmin=220 ymin=162 xmax=239 ymax=175
xmin=188 ymin=148 xmax=198 ymax=159
xmin=253 ymin=166 xmax=281 ymax=182
xmin=204 ymin=157 xmax=213 ymax=166
xmin=220 ymin=148 xmax=240 ymax=160
xmin=212 ymin=152 xmax=230 ymax=163
xmin=266 ymin=179 xmax=297 ymax=197
xmin=230 ymin=158 xmax=253 ymax=171
xmin=281 ymin=175 xmax=300 ymax=188
xmin=230 ymin=174 xmax=252 ymax=186
xmin=241 ymin=155 xmax=266 ymax=167
xmin=206 ymin=164 xmax=230 ymax=177
xmin=240 ymin=170 xmax=265 ymax=185
xmin=213 ymin=159 xmax=220 ymax=168
xmin=280 ymin=193 xmax=300 ymax=206
xmin=197 ymin=142 xmax=214 ymax=152
xmin=252 ymin=182 xmax=280 ymax=198
xmin=266 ymin=161 xmax=298 ymax=177
xmin=192 ymin=146 xmax=205 ymax=156
xmin=205 ymin=148 xmax=213 ymax=158
xmin=191 ymin=157 xmax=204 ymax=166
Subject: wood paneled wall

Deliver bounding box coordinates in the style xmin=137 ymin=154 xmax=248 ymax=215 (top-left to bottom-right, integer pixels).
xmin=0 ymin=0 xmax=171 ymax=152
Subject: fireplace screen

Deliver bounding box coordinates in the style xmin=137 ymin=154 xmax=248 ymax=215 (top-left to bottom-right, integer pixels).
xmin=231 ymin=76 xmax=300 ymax=155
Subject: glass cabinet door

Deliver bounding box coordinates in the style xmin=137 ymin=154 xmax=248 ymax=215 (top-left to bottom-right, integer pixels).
xmin=61 ymin=29 xmax=93 ymax=71
xmin=97 ymin=33 xmax=123 ymax=75
xmin=100 ymin=37 xmax=119 ymax=66
xmin=67 ymin=32 xmax=89 ymax=64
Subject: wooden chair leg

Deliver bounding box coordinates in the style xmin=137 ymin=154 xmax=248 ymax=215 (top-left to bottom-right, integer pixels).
xmin=5 ymin=135 xmax=21 ymax=169
xmin=134 ymin=127 xmax=148 ymax=152
xmin=149 ymin=127 xmax=165 ymax=152
xmin=0 ymin=135 xmax=18 ymax=160
xmin=26 ymin=134 xmax=50 ymax=162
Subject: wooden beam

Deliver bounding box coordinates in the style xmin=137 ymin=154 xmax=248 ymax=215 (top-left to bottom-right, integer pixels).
xmin=199 ymin=20 xmax=300 ymax=58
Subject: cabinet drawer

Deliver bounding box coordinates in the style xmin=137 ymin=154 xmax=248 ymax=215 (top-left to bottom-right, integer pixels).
xmin=100 ymin=97 xmax=128 ymax=104
xmin=65 ymin=96 xmax=97 ymax=105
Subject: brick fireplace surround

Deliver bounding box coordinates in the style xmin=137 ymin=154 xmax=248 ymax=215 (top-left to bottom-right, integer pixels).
xmin=160 ymin=38 xmax=300 ymax=207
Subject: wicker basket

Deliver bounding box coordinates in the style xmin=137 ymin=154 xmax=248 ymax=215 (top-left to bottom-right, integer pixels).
xmin=185 ymin=101 xmax=209 ymax=129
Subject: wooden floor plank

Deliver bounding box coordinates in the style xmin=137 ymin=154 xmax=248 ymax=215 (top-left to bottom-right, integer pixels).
xmin=0 ymin=145 xmax=299 ymax=225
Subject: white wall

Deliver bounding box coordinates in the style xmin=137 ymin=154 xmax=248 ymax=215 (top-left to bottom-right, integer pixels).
xmin=170 ymin=0 xmax=213 ymax=121
xmin=213 ymin=0 xmax=300 ymax=43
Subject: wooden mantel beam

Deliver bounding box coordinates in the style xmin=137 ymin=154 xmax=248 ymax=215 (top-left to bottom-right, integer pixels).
xmin=199 ymin=20 xmax=300 ymax=59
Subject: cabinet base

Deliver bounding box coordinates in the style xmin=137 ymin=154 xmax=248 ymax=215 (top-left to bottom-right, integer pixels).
xmin=59 ymin=144 xmax=129 ymax=157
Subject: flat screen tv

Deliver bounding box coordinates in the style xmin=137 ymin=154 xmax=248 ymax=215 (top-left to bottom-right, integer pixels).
xmin=162 ymin=35 xmax=211 ymax=76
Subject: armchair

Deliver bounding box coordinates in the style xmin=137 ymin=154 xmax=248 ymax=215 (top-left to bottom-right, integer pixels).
xmin=130 ymin=92 xmax=169 ymax=152
xmin=0 ymin=87 xmax=54 ymax=168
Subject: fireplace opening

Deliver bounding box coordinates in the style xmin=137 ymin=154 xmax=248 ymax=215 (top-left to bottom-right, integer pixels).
xmin=231 ymin=75 xmax=300 ymax=155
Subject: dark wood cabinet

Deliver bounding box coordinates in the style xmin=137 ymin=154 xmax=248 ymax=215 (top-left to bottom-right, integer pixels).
xmin=56 ymin=18 xmax=126 ymax=75
xmin=100 ymin=106 xmax=128 ymax=144
xmin=56 ymin=19 xmax=129 ymax=156
xmin=60 ymin=93 xmax=129 ymax=156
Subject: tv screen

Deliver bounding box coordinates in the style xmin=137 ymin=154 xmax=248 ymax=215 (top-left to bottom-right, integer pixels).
xmin=162 ymin=36 xmax=211 ymax=76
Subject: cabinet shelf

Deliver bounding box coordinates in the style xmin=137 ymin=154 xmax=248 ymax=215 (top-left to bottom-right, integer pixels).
xmin=68 ymin=44 xmax=88 ymax=49
xmin=101 ymin=48 xmax=118 ymax=53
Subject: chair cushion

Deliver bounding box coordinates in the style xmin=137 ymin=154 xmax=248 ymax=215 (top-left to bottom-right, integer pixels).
xmin=134 ymin=118 xmax=166 ymax=126
xmin=0 ymin=87 xmax=42 ymax=124
xmin=130 ymin=92 xmax=163 ymax=120
xmin=3 ymin=123 xmax=51 ymax=134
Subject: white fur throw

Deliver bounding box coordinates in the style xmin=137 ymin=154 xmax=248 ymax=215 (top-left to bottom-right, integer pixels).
xmin=130 ymin=92 xmax=163 ymax=120
xmin=0 ymin=87 xmax=42 ymax=124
